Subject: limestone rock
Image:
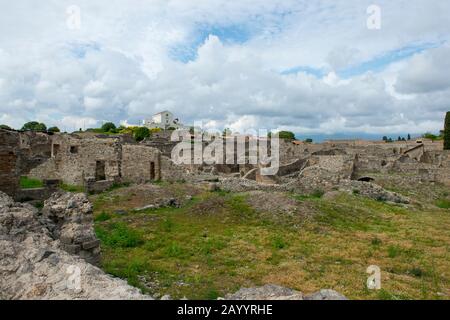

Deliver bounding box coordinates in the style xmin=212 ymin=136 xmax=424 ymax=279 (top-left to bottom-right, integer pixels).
xmin=0 ymin=191 xmax=152 ymax=300
xmin=42 ymin=192 xmax=100 ymax=265
xmin=225 ymin=284 xmax=347 ymax=301
xmin=225 ymin=284 xmax=304 ymax=300
xmin=304 ymin=289 xmax=348 ymax=300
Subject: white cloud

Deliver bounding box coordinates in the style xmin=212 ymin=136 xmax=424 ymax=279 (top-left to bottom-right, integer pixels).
xmin=395 ymin=46 xmax=450 ymax=94
xmin=0 ymin=0 xmax=449 ymax=135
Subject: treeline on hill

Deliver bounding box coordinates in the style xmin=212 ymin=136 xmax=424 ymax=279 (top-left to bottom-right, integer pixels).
xmin=83 ymin=122 xmax=158 ymax=141
xmin=82 ymin=122 xmax=164 ymax=142
xmin=267 ymin=131 xmax=313 ymax=143
xmin=3 ymin=111 xmax=450 ymax=147
xmin=382 ymin=134 xmax=412 ymax=143
xmin=0 ymin=121 xmax=160 ymax=142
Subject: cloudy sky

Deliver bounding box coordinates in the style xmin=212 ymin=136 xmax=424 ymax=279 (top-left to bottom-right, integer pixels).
xmin=1 ymin=1 xmax=449 ymax=139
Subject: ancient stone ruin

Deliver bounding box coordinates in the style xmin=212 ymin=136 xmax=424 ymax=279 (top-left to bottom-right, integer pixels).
xmin=0 ymin=191 xmax=151 ymax=299
xmin=1 ymin=126 xmax=449 ymax=300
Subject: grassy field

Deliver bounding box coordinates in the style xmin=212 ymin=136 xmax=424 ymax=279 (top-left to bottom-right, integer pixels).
xmin=92 ymin=182 xmax=450 ymax=300
xmin=20 ymin=176 xmax=44 ymax=189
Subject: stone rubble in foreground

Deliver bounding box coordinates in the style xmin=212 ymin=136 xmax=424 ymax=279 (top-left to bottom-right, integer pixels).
xmin=0 ymin=191 xmax=152 ymax=300
xmin=0 ymin=191 xmax=347 ymax=300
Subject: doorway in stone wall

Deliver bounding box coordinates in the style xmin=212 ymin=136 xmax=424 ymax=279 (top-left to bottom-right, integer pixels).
xmin=150 ymin=161 xmax=155 ymax=180
xmin=95 ymin=160 xmax=106 ymax=181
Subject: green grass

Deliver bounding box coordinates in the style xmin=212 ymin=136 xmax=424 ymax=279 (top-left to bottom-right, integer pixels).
xmin=292 ymin=189 xmax=325 ymax=202
xmin=93 ymin=186 xmax=450 ymax=300
xmin=60 ymin=183 xmax=85 ymax=193
xmin=94 ymin=211 xmax=112 ymax=222
xmin=20 ymin=176 xmax=44 ymax=189
xmin=436 ymin=199 xmax=450 ymax=209
xmin=96 ymin=222 xmax=144 ymax=248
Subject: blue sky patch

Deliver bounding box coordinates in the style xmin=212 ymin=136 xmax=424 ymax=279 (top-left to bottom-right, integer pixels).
xmin=68 ymin=42 xmax=101 ymax=59
xmin=169 ymin=23 xmax=251 ymax=63
xmin=338 ymin=42 xmax=441 ymax=78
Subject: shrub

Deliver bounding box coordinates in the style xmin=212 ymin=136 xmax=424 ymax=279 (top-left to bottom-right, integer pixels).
xmin=444 ymin=111 xmax=450 ymax=150
xmin=278 ymin=131 xmax=296 ymax=140
xmin=423 ymin=132 xmax=439 ymax=141
xmin=21 ymin=121 xmax=47 ymax=132
xmin=134 ymin=127 xmax=150 ymax=141
xmin=271 ymin=235 xmax=287 ymax=249
xmin=95 ymin=211 xmax=111 ymax=222
xmin=0 ymin=124 xmax=11 ymax=130
xmin=96 ymin=222 xmax=143 ymax=248
xmin=101 ymin=122 xmax=117 ymax=133
xmin=47 ymin=126 xmax=60 ymax=133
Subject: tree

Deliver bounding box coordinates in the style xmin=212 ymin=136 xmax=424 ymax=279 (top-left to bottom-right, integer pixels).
xmin=382 ymin=136 xmax=388 ymax=142
xmin=444 ymin=111 xmax=450 ymax=150
xmin=101 ymin=122 xmax=117 ymax=133
xmin=21 ymin=121 xmax=47 ymax=132
xmin=423 ymin=132 xmax=438 ymax=141
xmin=278 ymin=131 xmax=296 ymax=140
xmin=134 ymin=127 xmax=150 ymax=142
xmin=304 ymin=138 xmax=313 ymax=143
xmin=407 ymin=134 xmax=411 ymax=141
xmin=223 ymin=128 xmax=232 ymax=137
xmin=0 ymin=124 xmax=11 ymax=130
xmin=47 ymin=126 xmax=60 ymax=133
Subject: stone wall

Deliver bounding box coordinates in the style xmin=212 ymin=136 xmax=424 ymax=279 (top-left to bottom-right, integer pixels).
xmin=0 ymin=130 xmax=20 ymax=197
xmin=160 ymin=155 xmax=189 ymax=182
xmin=30 ymin=134 xmax=121 ymax=185
xmin=310 ymin=155 xmax=356 ymax=179
xmin=30 ymin=134 xmax=165 ymax=186
xmin=16 ymin=131 xmax=53 ymax=174
xmin=121 ymin=144 xmax=161 ymax=183
xmin=0 ymin=191 xmax=152 ymax=299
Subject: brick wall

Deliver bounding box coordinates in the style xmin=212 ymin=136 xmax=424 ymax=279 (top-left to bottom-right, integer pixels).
xmin=0 ymin=130 xmax=19 ymax=197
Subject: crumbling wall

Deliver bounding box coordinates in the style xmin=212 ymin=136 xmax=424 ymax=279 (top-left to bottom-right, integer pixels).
xmin=42 ymin=192 xmax=101 ymax=265
xmin=121 ymin=144 xmax=161 ymax=183
xmin=0 ymin=191 xmax=151 ymax=300
xmin=160 ymin=155 xmax=189 ymax=182
xmin=309 ymin=155 xmax=356 ymax=179
xmin=278 ymin=140 xmax=324 ymax=163
xmin=0 ymin=130 xmax=20 ymax=197
xmin=16 ymin=131 xmax=53 ymax=174
xmin=30 ymin=135 xmax=121 ymax=186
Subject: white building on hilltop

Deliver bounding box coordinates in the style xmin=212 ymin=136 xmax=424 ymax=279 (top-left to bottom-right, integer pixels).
xmin=143 ymin=111 xmax=188 ymax=130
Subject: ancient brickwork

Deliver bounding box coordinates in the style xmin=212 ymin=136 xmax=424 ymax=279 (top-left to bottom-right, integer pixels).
xmin=309 ymin=155 xmax=356 ymax=179
xmin=29 ymin=134 xmax=164 ymax=188
xmin=0 ymin=130 xmax=20 ymax=197
xmin=160 ymin=155 xmax=189 ymax=182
